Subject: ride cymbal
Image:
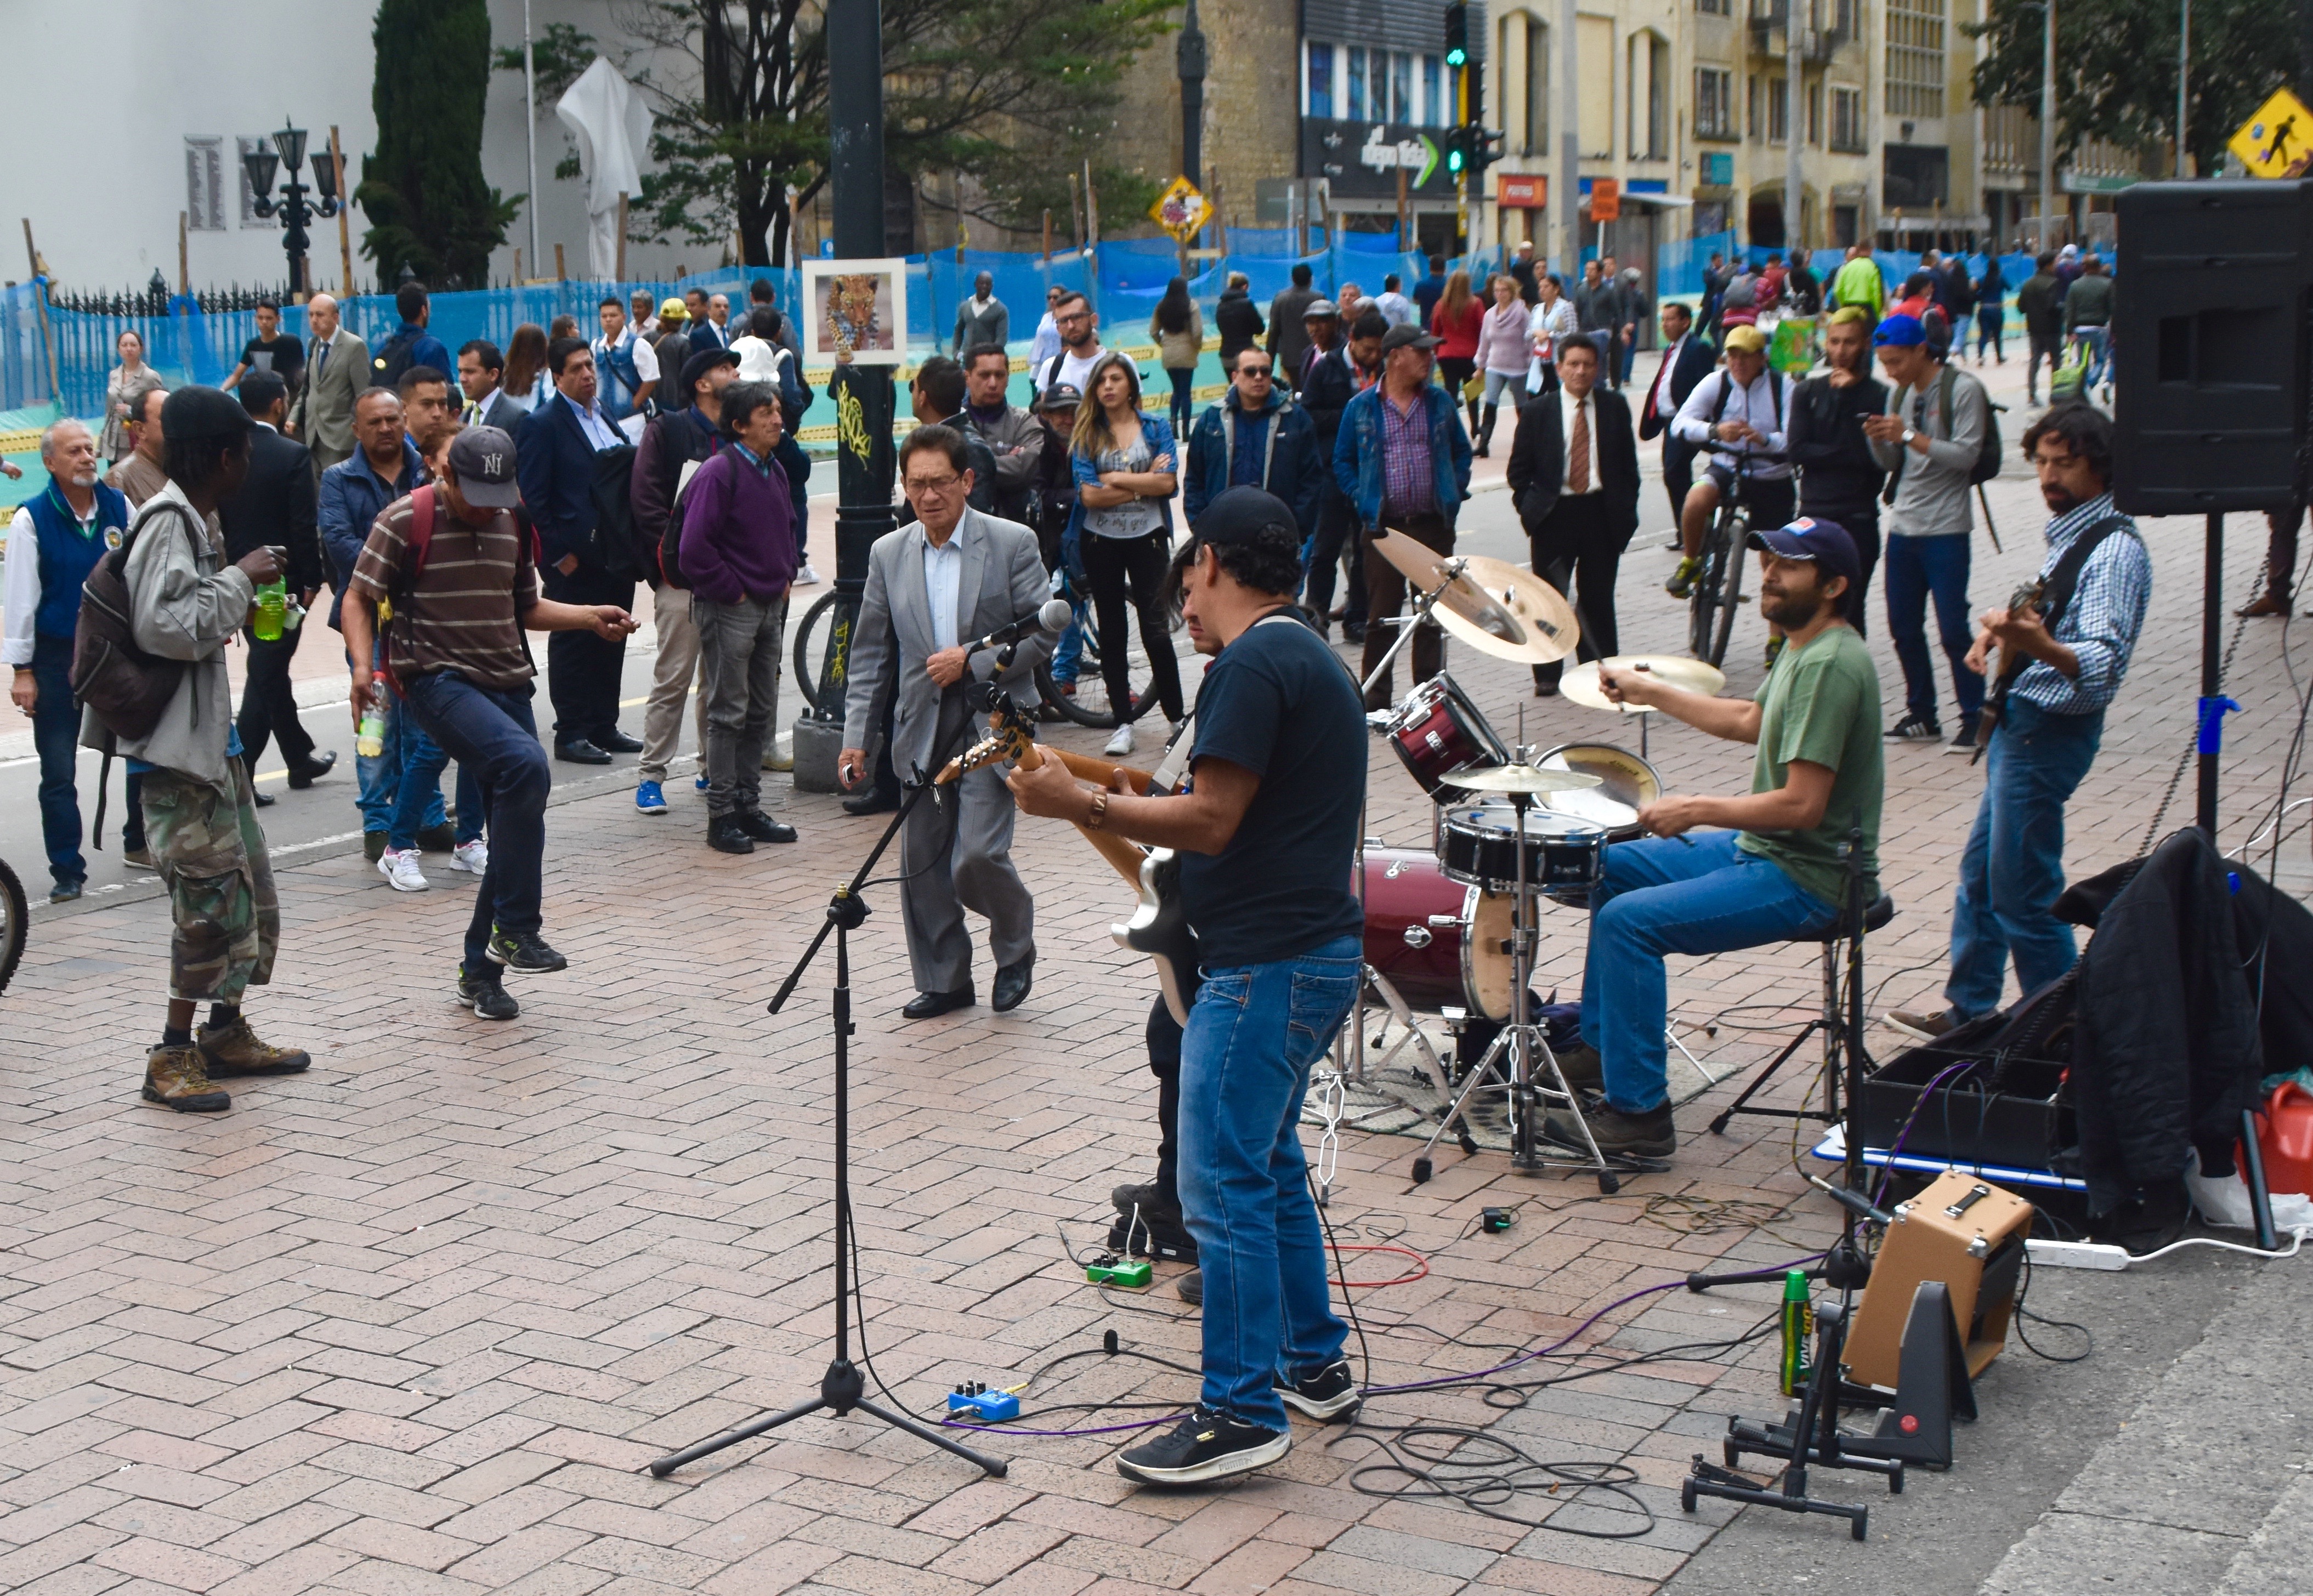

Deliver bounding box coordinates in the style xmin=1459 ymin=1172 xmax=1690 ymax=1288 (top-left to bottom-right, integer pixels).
xmin=1558 ymin=656 xmax=1727 ymax=713
xmin=1444 ymin=763 xmax=1606 ymax=794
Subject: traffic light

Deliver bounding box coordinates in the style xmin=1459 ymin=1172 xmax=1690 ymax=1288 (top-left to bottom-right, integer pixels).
xmin=1444 ymin=3 xmax=1468 ymax=69
xmin=1470 ymin=127 xmax=1506 ymax=177
xmin=1444 ymin=124 xmax=1467 ymax=175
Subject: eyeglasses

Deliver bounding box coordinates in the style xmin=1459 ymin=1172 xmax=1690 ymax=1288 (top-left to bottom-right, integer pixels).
xmin=905 ymin=472 xmax=964 ymax=495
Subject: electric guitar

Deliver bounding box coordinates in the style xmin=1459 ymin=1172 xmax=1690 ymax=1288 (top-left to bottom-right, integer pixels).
xmin=938 ymin=695 xmax=1203 ymax=1023
xmin=1972 ymin=575 xmax=2045 ymax=765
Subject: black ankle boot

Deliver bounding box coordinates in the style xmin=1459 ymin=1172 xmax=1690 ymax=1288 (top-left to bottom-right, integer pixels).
xmin=1476 ymin=402 xmax=1498 ymax=456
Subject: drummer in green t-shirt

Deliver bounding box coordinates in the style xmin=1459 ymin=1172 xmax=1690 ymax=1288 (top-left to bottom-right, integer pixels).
xmin=1546 ymin=518 xmax=1885 ymax=1161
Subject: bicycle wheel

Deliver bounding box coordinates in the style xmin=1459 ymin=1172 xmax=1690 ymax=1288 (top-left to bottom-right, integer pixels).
xmin=790 ymin=589 xmax=845 ymax=715
xmin=1708 ymin=515 xmax=1748 ymax=668
xmin=0 ymin=855 xmax=26 ymax=996
xmin=1689 ymin=516 xmax=1733 ymax=660
xmin=1035 ymin=596 xmax=1180 ymax=730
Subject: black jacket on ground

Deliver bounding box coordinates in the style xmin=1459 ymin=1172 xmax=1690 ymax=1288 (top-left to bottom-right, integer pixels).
xmin=1505 ymin=385 xmax=1640 ymax=544
xmin=219 ymin=424 xmax=325 ymax=593
xmin=2055 ymin=829 xmax=2270 ymax=1212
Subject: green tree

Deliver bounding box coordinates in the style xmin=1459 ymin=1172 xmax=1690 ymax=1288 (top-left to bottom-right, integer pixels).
xmin=610 ymin=0 xmax=1172 ymax=266
xmin=358 ymin=0 xmax=521 ymax=287
xmin=1970 ymin=0 xmax=2289 ymax=176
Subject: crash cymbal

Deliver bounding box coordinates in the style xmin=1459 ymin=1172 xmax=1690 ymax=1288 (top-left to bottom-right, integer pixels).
xmin=1558 ymin=655 xmax=1728 ymax=714
xmin=1437 ymin=555 xmax=1580 ymax=664
xmin=1444 ymin=763 xmax=1606 ymax=794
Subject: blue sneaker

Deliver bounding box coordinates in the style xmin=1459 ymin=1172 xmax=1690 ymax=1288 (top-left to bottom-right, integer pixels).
xmin=636 ymin=780 xmax=668 ymax=815
xmin=694 ymin=773 xmax=709 ymax=792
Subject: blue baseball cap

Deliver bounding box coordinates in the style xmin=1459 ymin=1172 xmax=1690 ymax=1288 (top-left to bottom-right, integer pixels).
xmin=1873 ymin=313 xmax=1928 ymax=348
xmin=1749 ymin=516 xmax=1861 ymax=594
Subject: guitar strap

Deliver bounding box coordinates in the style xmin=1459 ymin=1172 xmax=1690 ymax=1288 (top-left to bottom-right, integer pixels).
xmin=1978 ymin=512 xmax=2133 ymax=754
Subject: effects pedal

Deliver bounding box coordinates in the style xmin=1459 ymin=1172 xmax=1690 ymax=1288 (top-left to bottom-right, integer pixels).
xmin=1481 ymin=1206 xmax=1516 ymax=1234
xmin=945 ymin=1383 xmax=1021 ymax=1422
xmin=1086 ymin=1254 xmax=1154 ymax=1288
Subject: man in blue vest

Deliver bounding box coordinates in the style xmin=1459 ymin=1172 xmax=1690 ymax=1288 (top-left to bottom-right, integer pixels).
xmin=4 ymin=419 xmax=129 ymax=902
xmin=590 ymin=297 xmax=659 ymax=424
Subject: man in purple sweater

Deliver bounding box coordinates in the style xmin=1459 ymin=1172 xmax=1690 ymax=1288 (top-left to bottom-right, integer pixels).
xmin=676 ymin=381 xmax=801 ymax=853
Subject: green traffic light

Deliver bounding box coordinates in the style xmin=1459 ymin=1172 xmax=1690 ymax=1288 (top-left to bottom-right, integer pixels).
xmin=1447 ymin=148 xmax=1465 ymax=172
xmin=1445 ymin=47 xmax=1466 ymax=66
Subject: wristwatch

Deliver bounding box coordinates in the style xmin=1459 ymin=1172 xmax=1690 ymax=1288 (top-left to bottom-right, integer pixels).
xmin=1902 ymin=425 xmax=1918 ymax=445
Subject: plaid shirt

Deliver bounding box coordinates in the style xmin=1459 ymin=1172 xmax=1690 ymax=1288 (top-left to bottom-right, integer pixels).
xmin=2012 ymin=492 xmax=2151 ymax=715
xmin=1379 ymin=390 xmax=1435 ymax=516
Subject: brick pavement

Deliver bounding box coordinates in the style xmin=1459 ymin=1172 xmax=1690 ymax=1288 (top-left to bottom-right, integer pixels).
xmin=5 ymin=350 xmax=2308 ymax=1594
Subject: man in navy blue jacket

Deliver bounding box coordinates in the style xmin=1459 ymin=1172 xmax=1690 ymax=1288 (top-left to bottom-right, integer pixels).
xmin=515 ymin=338 xmax=640 ymax=764
xmin=1183 ymin=349 xmax=1323 ymax=543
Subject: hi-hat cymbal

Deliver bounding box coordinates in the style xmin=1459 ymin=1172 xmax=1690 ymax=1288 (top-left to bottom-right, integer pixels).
xmin=1558 ymin=655 xmax=1728 ymax=714
xmin=1368 ymin=531 xmax=1580 ymax=666
xmin=1445 ymin=763 xmax=1606 ymax=794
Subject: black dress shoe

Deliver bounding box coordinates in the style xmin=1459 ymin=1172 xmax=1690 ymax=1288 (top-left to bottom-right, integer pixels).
xmin=707 ymin=815 xmax=756 ymax=854
xmin=252 ymin=790 xmax=277 ymax=808
xmin=594 ymin=729 xmax=644 ymax=754
xmin=555 ymin=739 xmax=613 ymax=765
xmin=287 ymin=750 xmax=338 ymax=789
xmin=842 ymin=787 xmax=901 ymax=816
xmin=991 ymin=952 xmax=1035 ymax=1013
xmin=901 ymin=987 xmax=975 ymax=1020
xmin=736 ymin=810 xmax=797 ymax=844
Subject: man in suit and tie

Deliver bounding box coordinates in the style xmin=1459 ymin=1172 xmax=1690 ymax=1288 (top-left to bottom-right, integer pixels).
xmin=285 ymin=293 xmax=367 ymax=478
xmin=456 ymin=339 xmax=524 ymax=433
xmin=1639 ymin=301 xmax=1715 ymax=531
xmin=689 ymin=292 xmax=735 ymax=353
xmin=1506 ymin=336 xmax=1640 ymax=696
xmin=223 ymin=372 xmax=335 ymax=796
xmin=515 ymin=338 xmax=643 ymax=764
xmin=838 ymin=424 xmax=1049 ymax=1020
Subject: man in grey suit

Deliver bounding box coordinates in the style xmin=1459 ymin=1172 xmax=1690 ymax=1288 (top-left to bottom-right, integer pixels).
xmin=285 ymin=293 xmax=367 ymax=478
xmin=839 ymin=424 xmax=1049 ymax=1020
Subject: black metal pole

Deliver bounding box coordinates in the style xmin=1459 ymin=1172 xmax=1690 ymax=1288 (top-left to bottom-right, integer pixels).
xmin=2199 ymin=512 xmax=2222 ymax=834
xmin=1178 ymin=0 xmax=1207 ymax=191
xmin=814 ymin=0 xmax=897 ymax=722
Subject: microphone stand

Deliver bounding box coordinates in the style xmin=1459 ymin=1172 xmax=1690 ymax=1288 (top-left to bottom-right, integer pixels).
xmin=650 ymin=685 xmax=1007 ymax=1481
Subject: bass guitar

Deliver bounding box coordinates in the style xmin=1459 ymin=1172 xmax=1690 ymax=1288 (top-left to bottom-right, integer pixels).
xmin=938 ymin=694 xmax=1203 ymax=1024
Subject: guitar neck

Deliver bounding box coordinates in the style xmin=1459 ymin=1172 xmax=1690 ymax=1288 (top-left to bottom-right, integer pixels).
xmin=1011 ymin=739 xmax=1150 ymax=888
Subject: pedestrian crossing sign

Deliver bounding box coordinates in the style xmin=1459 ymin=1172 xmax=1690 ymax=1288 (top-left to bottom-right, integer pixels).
xmin=1150 ymin=177 xmax=1213 ymax=243
xmin=2229 ymin=88 xmax=2313 ymax=179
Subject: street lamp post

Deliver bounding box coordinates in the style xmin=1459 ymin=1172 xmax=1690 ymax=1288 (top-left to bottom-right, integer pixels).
xmin=242 ymin=122 xmax=339 ymax=297
xmin=2039 ymin=1 xmax=2056 ymax=247
xmin=1178 ymin=0 xmax=1207 ymax=191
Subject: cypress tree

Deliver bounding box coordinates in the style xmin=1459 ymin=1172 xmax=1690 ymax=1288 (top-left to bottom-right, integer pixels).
xmin=356 ymin=0 xmax=518 ymax=288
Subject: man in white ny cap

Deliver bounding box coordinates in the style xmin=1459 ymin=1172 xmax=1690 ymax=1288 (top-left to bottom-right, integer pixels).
xmin=342 ymin=427 xmax=639 ymax=1021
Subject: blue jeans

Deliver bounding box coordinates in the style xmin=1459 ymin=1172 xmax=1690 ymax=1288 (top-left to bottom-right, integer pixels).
xmin=350 ymin=644 xmax=447 ymax=838
xmin=1581 ymin=833 xmax=1835 ymax=1112
xmin=399 ymin=672 xmax=551 ymax=972
xmin=1177 ymin=933 xmax=1360 ymax=1431
xmin=388 ymin=718 xmax=485 ymax=853
xmin=1883 ymin=532 xmax=1985 ymax=724
xmin=2074 ymin=326 xmax=2110 ymax=388
xmin=30 ymin=633 xmax=86 ymax=888
xmin=1946 ymin=700 xmax=2104 ymax=1017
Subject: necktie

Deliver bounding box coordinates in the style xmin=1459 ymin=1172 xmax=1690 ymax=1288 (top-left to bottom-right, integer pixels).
xmin=1568 ymin=397 xmax=1591 ymax=494
xmin=314 ymin=338 xmax=327 ymax=383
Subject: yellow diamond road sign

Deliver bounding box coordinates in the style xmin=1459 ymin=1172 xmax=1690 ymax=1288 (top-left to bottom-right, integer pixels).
xmin=2230 ymin=88 xmax=2313 ymax=179
xmin=1150 ymin=177 xmax=1213 ymax=243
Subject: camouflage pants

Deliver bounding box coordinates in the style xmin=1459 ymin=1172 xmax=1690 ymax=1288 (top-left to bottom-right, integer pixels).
xmin=141 ymin=764 xmax=279 ymax=1003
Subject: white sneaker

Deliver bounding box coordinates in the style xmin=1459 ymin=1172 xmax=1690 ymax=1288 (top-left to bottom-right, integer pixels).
xmin=1104 ymin=723 xmax=1136 ymax=757
xmin=449 ymin=839 xmax=488 ymax=874
xmin=797 ymin=563 xmax=824 ymax=586
xmin=378 ymin=848 xmax=430 ymax=892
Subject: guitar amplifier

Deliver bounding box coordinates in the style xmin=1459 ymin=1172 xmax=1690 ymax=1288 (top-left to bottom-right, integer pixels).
xmin=1845 ymin=1170 xmax=2033 ymax=1391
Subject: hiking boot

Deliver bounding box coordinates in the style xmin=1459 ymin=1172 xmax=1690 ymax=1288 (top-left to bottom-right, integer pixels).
xmin=123 ymin=843 xmax=154 ymax=868
xmin=487 ymin=927 xmax=568 ymax=973
xmin=143 ymin=1044 xmax=230 ymax=1112
xmin=1176 ymin=1267 xmax=1203 ymax=1307
xmin=1542 ymin=1099 xmax=1676 ymax=1160
xmin=1275 ymin=1358 xmax=1362 ymax=1422
xmin=1885 ymin=712 xmax=1942 ymax=742
xmin=1545 ymin=1041 xmax=1605 ymax=1094
xmin=1665 ymin=556 xmax=1701 ymax=599
xmin=196 ymin=1019 xmax=311 ymax=1077
xmin=708 ymin=815 xmax=756 ymax=854
xmin=1116 ymin=1407 xmax=1288 ymax=1486
xmin=458 ymin=968 xmax=520 ymax=1021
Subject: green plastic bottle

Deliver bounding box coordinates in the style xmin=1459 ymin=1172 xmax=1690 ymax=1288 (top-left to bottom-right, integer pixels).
xmin=1778 ymin=1269 xmax=1815 ymax=1396
xmin=252 ymin=579 xmax=286 ymax=641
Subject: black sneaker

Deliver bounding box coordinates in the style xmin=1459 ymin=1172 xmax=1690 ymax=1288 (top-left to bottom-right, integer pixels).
xmin=1943 ymin=714 xmax=1981 ymax=756
xmin=1176 ymin=1268 xmax=1203 ymax=1307
xmin=737 ymin=809 xmax=797 ymax=844
xmin=1885 ymin=713 xmax=1942 ymax=742
xmin=1115 ymin=1407 xmax=1289 ymax=1486
xmin=486 ymin=927 xmax=568 ymax=973
xmin=1275 ymin=1358 xmax=1361 ymax=1422
xmin=458 ymin=969 xmax=520 ymax=1020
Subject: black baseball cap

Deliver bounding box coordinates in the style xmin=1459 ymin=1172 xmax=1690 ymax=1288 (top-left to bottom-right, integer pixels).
xmin=1749 ymin=516 xmax=1860 ymax=593
xmin=445 ymin=426 xmax=520 ymax=508
xmin=1037 ymin=383 xmax=1084 ymax=412
xmin=160 ymin=385 xmax=253 ymax=441
xmin=1191 ymin=485 xmax=1298 ymax=547
xmin=1378 ymin=324 xmax=1441 ymax=356
xmin=681 ymin=346 xmax=738 ymax=393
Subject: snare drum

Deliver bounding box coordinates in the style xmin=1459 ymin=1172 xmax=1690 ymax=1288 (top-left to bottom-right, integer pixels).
xmin=1438 ymin=804 xmax=1609 ymax=898
xmin=1535 ymin=742 xmax=1662 ymax=841
xmin=1361 ymin=849 xmax=1514 ymax=1022
xmin=1385 ymin=673 xmax=1510 ymax=797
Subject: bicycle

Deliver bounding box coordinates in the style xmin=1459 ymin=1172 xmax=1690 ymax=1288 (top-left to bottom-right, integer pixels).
xmin=1687 ymin=453 xmax=1787 ymax=669
xmin=0 ymin=853 xmax=25 ymax=996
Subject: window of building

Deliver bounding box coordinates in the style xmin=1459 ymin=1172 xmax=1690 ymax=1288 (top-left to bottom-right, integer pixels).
xmin=1835 ymin=0 xmax=1857 ymax=35
xmin=1698 ymin=0 xmax=1732 ymax=14
xmin=1807 ymin=81 xmax=1822 ymax=146
xmin=1886 ymin=0 xmax=1946 ymax=118
xmin=1830 ymin=85 xmax=1865 ymax=150
xmin=1347 ymin=46 xmax=1367 ymax=120
xmin=1749 ymin=75 xmax=1788 ymax=144
xmin=1628 ymin=32 xmax=1668 ymax=158
xmin=1308 ymin=41 xmax=1334 ymax=120
xmin=1424 ymin=53 xmax=1442 ymax=127
xmin=1697 ymin=67 xmax=1736 ymax=139
xmin=1393 ymin=50 xmax=1413 ymax=122
xmin=185 ymin=137 xmax=225 ymax=231
xmin=1523 ymin=22 xmax=1548 ymax=151
xmin=1370 ymin=47 xmax=1390 ymax=124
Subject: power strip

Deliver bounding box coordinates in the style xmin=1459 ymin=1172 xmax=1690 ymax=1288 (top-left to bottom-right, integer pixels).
xmin=2024 ymin=1238 xmax=2131 ymax=1271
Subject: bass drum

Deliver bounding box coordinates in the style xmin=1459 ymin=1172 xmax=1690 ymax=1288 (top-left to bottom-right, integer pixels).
xmin=1535 ymin=742 xmax=1663 ymax=840
xmin=1360 ymin=849 xmax=1513 ymax=1024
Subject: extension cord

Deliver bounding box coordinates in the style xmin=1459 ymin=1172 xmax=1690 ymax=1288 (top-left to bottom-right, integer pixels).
xmin=2027 ymin=1228 xmax=2311 ymax=1271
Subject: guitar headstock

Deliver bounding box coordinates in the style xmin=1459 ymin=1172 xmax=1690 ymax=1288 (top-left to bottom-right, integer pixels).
xmin=935 ymin=691 xmax=1041 ymax=783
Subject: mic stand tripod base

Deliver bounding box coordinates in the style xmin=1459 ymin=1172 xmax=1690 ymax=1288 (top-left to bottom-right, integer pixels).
xmin=648 ymin=1358 xmax=1005 ymax=1480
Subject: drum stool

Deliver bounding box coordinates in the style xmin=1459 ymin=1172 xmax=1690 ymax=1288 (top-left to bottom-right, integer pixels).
xmin=1708 ymin=890 xmax=1896 ymax=1136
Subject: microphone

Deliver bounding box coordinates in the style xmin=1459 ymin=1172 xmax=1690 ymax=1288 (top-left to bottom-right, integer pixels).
xmin=965 ymin=597 xmax=1073 ymax=655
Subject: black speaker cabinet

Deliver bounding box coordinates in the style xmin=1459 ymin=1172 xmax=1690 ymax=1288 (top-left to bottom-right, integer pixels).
xmin=2113 ymin=179 xmax=2313 ymax=516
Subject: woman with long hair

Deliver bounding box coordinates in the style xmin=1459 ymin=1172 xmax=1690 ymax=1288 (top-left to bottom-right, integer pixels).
xmin=1526 ymin=273 xmax=1577 ymax=397
xmin=101 ymin=330 xmax=166 ymax=464
xmin=1471 ymin=274 xmax=1531 ymax=457
xmin=1068 ymin=351 xmax=1184 ymax=757
xmin=1972 ymin=254 xmax=2006 ymax=366
xmin=500 ymin=323 xmax=550 ymax=413
xmin=1149 ymin=276 xmax=1204 ymax=436
xmin=1429 ymin=268 xmax=1484 ymax=435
